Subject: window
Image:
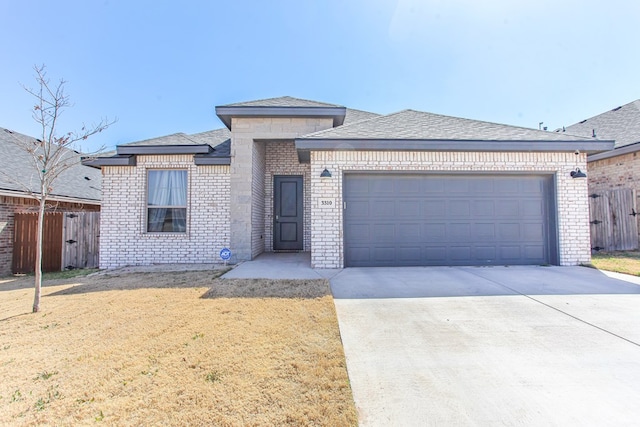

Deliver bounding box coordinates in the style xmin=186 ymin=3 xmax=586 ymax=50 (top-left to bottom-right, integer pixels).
xmin=147 ymin=170 xmax=187 ymax=232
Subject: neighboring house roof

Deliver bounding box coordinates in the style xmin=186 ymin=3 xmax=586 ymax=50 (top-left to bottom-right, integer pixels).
xmin=559 ymin=99 xmax=640 ymax=162
xmin=0 ymin=127 xmax=101 ymax=203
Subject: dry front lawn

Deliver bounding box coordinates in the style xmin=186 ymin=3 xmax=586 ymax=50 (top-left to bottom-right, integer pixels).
xmin=591 ymin=250 xmax=640 ymax=276
xmin=0 ymin=270 xmax=357 ymax=426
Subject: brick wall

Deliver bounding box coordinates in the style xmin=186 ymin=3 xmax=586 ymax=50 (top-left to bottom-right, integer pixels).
xmin=588 ymin=151 xmax=640 ymax=239
xmin=0 ymin=195 xmax=99 ymax=276
xmin=264 ymin=141 xmax=311 ymax=252
xmin=310 ymin=151 xmax=590 ymax=268
xmin=251 ymin=141 xmax=266 ymax=258
xmin=99 ymin=155 xmax=230 ymax=269
xmin=230 ymin=117 xmax=333 ymax=260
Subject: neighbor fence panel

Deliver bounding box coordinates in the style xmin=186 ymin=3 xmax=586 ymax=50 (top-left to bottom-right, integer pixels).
xmin=12 ymin=212 xmax=63 ymax=274
xmin=589 ymin=188 xmax=638 ymax=251
xmin=61 ymin=212 xmax=100 ymax=270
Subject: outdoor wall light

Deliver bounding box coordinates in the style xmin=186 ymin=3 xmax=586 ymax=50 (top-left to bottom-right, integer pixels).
xmin=570 ymin=168 xmax=587 ymax=178
xmin=320 ymin=168 xmax=332 ymax=178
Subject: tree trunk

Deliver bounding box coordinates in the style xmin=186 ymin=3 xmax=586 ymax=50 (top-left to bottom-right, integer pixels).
xmin=33 ymin=196 xmax=46 ymax=313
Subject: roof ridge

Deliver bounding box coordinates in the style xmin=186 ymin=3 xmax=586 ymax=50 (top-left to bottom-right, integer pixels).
xmin=404 ymin=109 xmax=556 ymax=134
xmin=303 ymin=109 xmax=407 ymax=138
xmin=222 ymin=95 xmax=343 ymax=108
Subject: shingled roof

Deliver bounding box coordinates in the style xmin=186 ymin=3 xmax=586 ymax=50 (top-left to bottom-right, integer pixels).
xmin=220 ymin=96 xmax=343 ymax=108
xmin=303 ymin=109 xmax=599 ymax=141
xmin=561 ymin=99 xmax=640 ymax=149
xmin=0 ymin=127 xmax=101 ymax=203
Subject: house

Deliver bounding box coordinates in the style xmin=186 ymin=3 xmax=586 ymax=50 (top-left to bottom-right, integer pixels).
xmin=0 ymin=127 xmax=101 ymax=276
xmin=560 ymin=99 xmax=640 ymax=242
xmin=86 ymin=96 xmax=613 ymax=269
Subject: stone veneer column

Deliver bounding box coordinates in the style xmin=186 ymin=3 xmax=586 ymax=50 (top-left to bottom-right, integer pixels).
xmin=229 ymin=122 xmax=254 ymax=262
xmin=229 ymin=117 xmax=334 ymax=262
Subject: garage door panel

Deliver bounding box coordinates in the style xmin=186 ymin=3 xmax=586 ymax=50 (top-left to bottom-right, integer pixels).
xmin=473 ymin=200 xmax=495 ymax=216
xmin=524 ymin=245 xmax=545 ymax=259
xmin=398 ymin=200 xmax=420 ymax=217
xmin=423 ymin=179 xmax=445 ymax=193
xmin=523 ymin=223 xmax=544 ymax=239
xmin=344 ymin=174 xmax=554 ymax=267
xmin=373 ymin=200 xmax=395 ymax=217
xmin=501 ymin=246 xmax=522 ymax=260
xmin=398 ymin=247 xmax=421 ymax=263
xmin=496 ymin=200 xmax=519 ymax=216
xmin=424 ymin=223 xmax=447 ymax=240
xmin=348 ymin=247 xmax=371 ymax=263
xmin=496 ymin=180 xmax=520 ymax=193
xmin=475 ymin=246 xmax=496 ymax=260
xmin=449 ymin=200 xmax=471 ymax=217
xmin=397 ymin=179 xmax=420 ymax=194
xmin=348 ymin=224 xmax=370 ymax=241
xmin=474 ymin=223 xmax=496 ymax=240
xmin=424 ymin=247 xmax=447 ymax=261
xmin=470 ymin=179 xmax=494 ymax=193
xmin=450 ymin=223 xmax=471 ymax=241
xmin=423 ymin=200 xmax=446 ymax=217
xmin=398 ymin=223 xmax=422 ymax=241
xmin=373 ymin=224 xmax=395 ymax=241
xmin=347 ymin=200 xmax=369 ymax=217
xmin=521 ymin=200 xmax=544 ymax=216
xmin=521 ymin=180 xmax=544 ymax=193
xmin=447 ymin=180 xmax=470 ymax=193
xmin=450 ymin=246 xmax=472 ymax=260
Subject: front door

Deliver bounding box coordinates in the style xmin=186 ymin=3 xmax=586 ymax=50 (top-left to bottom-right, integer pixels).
xmin=273 ymin=175 xmax=303 ymax=250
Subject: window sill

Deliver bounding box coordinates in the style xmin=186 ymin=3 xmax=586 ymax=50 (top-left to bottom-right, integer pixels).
xmin=141 ymin=232 xmax=190 ymax=240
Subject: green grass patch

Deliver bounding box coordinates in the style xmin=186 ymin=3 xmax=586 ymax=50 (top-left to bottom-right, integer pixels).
xmin=591 ymin=251 xmax=640 ymax=276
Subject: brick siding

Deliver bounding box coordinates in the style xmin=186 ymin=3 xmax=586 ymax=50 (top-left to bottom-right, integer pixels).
xmin=264 ymin=141 xmax=311 ymax=252
xmin=99 ymin=155 xmax=230 ymax=269
xmin=588 ymin=151 xmax=640 ymax=239
xmin=230 ymin=117 xmax=333 ymax=260
xmin=310 ymin=151 xmax=591 ymax=268
xmin=0 ymin=196 xmax=99 ymax=276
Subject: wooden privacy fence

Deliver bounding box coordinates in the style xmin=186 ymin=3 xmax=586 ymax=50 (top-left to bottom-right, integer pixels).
xmin=12 ymin=212 xmax=100 ymax=274
xmin=589 ymin=189 xmax=639 ymax=251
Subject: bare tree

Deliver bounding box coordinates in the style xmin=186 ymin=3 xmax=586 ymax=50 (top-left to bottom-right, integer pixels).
xmin=3 ymin=65 xmax=115 ymax=312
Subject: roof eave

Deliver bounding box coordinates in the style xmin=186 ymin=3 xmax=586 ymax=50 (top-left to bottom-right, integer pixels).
xmin=116 ymin=144 xmax=212 ymax=155
xmin=588 ymin=142 xmax=640 ymax=162
xmin=0 ymin=188 xmax=101 ymax=205
xmin=82 ymin=155 xmax=136 ymax=169
xmin=194 ymin=155 xmax=231 ymax=165
xmin=215 ymin=106 xmax=347 ymax=130
xmin=295 ymin=139 xmax=615 ymax=154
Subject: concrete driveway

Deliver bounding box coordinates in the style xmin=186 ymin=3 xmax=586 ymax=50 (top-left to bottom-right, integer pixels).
xmin=331 ymin=266 xmax=640 ymax=426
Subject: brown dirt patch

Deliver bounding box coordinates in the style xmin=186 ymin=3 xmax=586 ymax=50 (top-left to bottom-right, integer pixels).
xmin=0 ymin=271 xmax=357 ymax=426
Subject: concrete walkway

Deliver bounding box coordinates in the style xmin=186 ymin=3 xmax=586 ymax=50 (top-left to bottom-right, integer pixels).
xmin=331 ymin=266 xmax=640 ymax=426
xmin=221 ymin=252 xmax=341 ymax=280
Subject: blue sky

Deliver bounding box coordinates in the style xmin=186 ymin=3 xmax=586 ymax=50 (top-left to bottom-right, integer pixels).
xmin=1 ymin=0 xmax=638 ymax=152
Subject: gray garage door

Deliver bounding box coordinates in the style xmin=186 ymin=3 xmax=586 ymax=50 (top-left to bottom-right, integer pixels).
xmin=344 ymin=174 xmax=557 ymax=267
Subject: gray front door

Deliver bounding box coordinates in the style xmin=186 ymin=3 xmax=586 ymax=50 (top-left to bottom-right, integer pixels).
xmin=344 ymin=173 xmax=556 ymax=267
xmin=273 ymin=175 xmax=303 ymax=251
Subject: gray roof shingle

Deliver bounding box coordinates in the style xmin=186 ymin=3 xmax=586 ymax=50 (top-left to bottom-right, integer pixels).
xmin=343 ymin=108 xmax=380 ymax=125
xmin=0 ymin=127 xmax=101 ymax=202
xmin=221 ymin=96 xmax=343 ymax=108
xmin=561 ymin=99 xmax=640 ymax=149
xmin=303 ymin=109 xmax=598 ymax=141
xmin=119 ymin=128 xmax=231 ymax=157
